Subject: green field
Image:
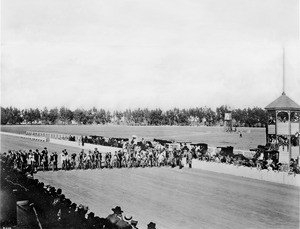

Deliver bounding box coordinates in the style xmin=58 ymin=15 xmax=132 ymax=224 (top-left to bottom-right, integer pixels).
xmin=1 ymin=125 xmax=266 ymax=150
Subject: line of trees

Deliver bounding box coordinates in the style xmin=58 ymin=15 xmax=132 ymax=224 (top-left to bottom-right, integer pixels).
xmin=1 ymin=105 xmax=267 ymax=127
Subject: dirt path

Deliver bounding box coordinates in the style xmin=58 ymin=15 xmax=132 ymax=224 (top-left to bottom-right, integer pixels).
xmin=35 ymin=168 xmax=299 ymax=229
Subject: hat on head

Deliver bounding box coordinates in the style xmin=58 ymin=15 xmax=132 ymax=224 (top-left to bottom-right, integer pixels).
xmin=38 ymin=182 xmax=44 ymax=188
xmin=49 ymin=187 xmax=56 ymax=193
xmin=112 ymin=206 xmax=123 ymax=214
xmin=147 ymin=222 xmax=156 ymax=229
xmin=78 ymin=205 xmax=89 ymax=211
xmin=87 ymin=212 xmax=95 ymax=218
xmin=65 ymin=198 xmax=71 ymax=205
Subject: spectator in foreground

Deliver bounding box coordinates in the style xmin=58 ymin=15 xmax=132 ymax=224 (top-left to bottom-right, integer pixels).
xmin=106 ymin=206 xmax=124 ymax=225
xmin=148 ymin=222 xmax=157 ymax=229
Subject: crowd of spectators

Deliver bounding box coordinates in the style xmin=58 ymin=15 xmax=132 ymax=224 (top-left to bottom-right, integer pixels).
xmin=1 ymin=153 xmax=158 ymax=229
xmin=3 ymin=134 xmax=300 ymax=174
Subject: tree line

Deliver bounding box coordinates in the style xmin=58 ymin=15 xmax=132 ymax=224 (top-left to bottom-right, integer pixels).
xmin=1 ymin=105 xmax=267 ymax=127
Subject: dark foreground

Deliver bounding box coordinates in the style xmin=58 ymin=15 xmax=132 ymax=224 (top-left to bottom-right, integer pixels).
xmin=35 ymin=167 xmax=299 ymax=229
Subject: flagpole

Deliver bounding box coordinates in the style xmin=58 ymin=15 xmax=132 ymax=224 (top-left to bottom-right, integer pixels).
xmin=283 ymin=48 xmax=285 ymax=95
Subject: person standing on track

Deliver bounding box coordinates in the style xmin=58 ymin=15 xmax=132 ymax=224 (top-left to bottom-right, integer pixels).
xmin=81 ymin=136 xmax=85 ymax=146
xmin=78 ymin=136 xmax=81 ymax=146
xmin=186 ymin=149 xmax=193 ymax=168
xmin=61 ymin=150 xmax=66 ymax=170
xmin=28 ymin=150 xmax=35 ymax=175
xmin=94 ymin=148 xmax=101 ymax=169
xmin=50 ymin=152 xmax=56 ymax=171
xmin=70 ymin=152 xmax=77 ymax=169
xmin=78 ymin=149 xmax=84 ymax=169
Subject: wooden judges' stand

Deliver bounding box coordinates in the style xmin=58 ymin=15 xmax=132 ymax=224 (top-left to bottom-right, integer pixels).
xmin=265 ymin=92 xmax=300 ymax=163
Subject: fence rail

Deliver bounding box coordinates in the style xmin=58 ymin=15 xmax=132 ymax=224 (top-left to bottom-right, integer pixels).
xmin=189 ymin=160 xmax=300 ymax=187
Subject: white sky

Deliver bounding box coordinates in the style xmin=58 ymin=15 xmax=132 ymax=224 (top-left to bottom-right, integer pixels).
xmin=1 ymin=0 xmax=299 ymax=111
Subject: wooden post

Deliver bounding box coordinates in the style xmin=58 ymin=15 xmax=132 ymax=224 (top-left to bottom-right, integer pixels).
xmin=275 ymin=110 xmax=278 ymax=160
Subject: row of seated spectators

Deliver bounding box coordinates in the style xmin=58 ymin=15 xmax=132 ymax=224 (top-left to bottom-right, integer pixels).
xmin=1 ymin=153 xmax=157 ymax=229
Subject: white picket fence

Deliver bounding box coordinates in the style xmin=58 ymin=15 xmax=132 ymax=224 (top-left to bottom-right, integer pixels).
xmin=21 ymin=135 xmax=47 ymax=142
xmin=1 ymin=131 xmax=47 ymax=142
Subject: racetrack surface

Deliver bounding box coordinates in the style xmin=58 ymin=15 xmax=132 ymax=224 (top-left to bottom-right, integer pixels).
xmin=35 ymin=167 xmax=299 ymax=229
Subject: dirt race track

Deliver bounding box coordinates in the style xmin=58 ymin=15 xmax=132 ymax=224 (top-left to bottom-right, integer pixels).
xmin=35 ymin=167 xmax=300 ymax=229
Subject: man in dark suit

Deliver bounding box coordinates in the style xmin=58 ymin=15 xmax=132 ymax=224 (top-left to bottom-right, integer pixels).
xmin=147 ymin=222 xmax=156 ymax=229
xmin=106 ymin=206 xmax=123 ymax=224
xmin=49 ymin=152 xmax=56 ymax=171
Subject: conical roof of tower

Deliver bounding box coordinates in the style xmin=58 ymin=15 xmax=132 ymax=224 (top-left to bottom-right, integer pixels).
xmin=265 ymin=92 xmax=300 ymax=111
